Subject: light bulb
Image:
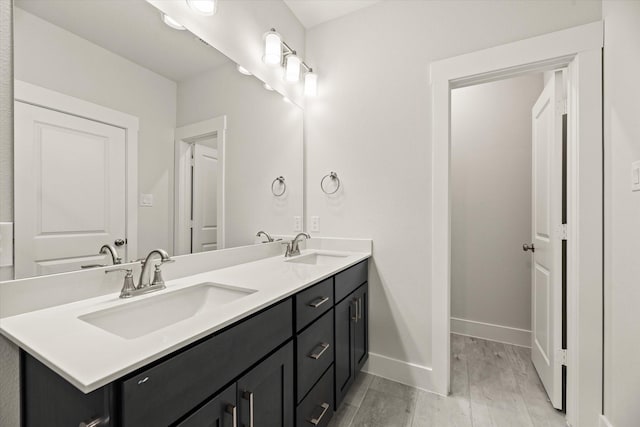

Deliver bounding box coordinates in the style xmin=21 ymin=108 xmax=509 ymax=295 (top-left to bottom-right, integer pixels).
xmin=284 ymin=54 xmax=301 ymax=83
xmin=186 ymin=0 xmax=217 ymax=16
xmin=263 ymin=83 xmax=274 ymax=91
xmin=162 ymin=14 xmax=186 ymax=30
xmin=304 ymin=71 xmax=318 ymax=97
xmin=264 ymin=31 xmax=282 ymax=66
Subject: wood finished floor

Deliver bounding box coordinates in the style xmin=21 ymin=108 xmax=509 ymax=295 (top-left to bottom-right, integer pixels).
xmin=328 ymin=335 xmax=566 ymax=427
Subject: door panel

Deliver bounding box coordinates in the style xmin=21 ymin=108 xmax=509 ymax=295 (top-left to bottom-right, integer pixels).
xmin=192 ymin=144 xmax=218 ymax=252
xmin=354 ymin=284 xmax=369 ymax=371
xmin=530 ymin=71 xmax=563 ymax=409
xmin=14 ymin=101 xmax=127 ymax=278
xmin=334 ymin=294 xmax=355 ymax=408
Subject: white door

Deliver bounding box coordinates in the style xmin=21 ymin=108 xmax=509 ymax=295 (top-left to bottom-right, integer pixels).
xmin=192 ymin=144 xmax=218 ymax=252
xmin=14 ymin=101 xmax=127 ymax=278
xmin=529 ymin=71 xmax=564 ymax=409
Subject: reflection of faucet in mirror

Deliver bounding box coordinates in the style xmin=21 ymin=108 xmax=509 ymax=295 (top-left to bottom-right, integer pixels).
xmin=256 ymin=230 xmax=274 ymax=243
xmin=285 ymin=233 xmax=310 ymax=257
xmin=100 ymin=244 xmax=122 ymax=265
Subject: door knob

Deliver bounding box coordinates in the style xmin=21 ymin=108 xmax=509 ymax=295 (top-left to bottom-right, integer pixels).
xmin=523 ymin=243 xmax=535 ymax=252
xmin=114 ymin=238 xmax=126 ymax=246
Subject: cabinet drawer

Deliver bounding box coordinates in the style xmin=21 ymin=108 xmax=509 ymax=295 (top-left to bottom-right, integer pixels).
xmin=334 ymin=260 xmax=368 ymax=303
xmin=297 ymin=308 xmax=334 ymax=402
xmin=296 ymin=277 xmax=333 ymax=331
xmin=120 ymin=298 xmax=293 ymax=427
xmin=296 ymin=365 xmax=334 ymax=427
xmin=177 ymin=383 xmax=236 ymax=427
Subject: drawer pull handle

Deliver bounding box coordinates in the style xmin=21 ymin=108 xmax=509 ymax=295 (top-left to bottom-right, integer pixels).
xmin=308 ymin=296 xmax=329 ymax=308
xmin=358 ymin=297 xmax=363 ymax=321
xmin=226 ymin=404 xmax=237 ymax=427
xmin=308 ymin=402 xmax=330 ymax=425
xmin=308 ymin=342 xmax=330 ymax=360
xmin=351 ymin=298 xmax=358 ymax=322
xmin=137 ymin=376 xmax=149 ymax=385
xmin=242 ymin=391 xmax=254 ymax=427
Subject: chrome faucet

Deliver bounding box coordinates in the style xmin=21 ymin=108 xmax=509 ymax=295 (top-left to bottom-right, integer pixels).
xmin=138 ymin=249 xmax=173 ymax=289
xmin=256 ymin=230 xmax=274 ymax=243
xmin=100 ymin=244 xmax=122 ymax=265
xmin=106 ymin=248 xmax=173 ymax=298
xmin=285 ymin=233 xmax=310 ymax=257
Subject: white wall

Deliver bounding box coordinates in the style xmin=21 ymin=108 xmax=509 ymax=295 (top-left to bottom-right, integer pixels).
xmin=13 ymin=8 xmax=177 ymax=258
xmin=451 ymin=74 xmax=543 ymax=345
xmin=305 ymin=0 xmax=601 ymax=387
xmin=177 ymin=62 xmax=304 ymax=247
xmin=603 ymin=2 xmax=640 ymax=426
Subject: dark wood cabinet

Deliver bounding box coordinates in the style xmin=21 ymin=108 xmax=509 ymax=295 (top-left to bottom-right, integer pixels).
xmin=334 ymin=283 xmax=369 ymax=409
xmin=237 ymin=342 xmax=294 ymax=427
xmin=21 ymin=259 xmax=369 ymax=427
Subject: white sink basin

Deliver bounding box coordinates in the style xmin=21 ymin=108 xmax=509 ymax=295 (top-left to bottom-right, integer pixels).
xmin=79 ymin=283 xmax=256 ymax=339
xmin=285 ymin=252 xmax=348 ymax=266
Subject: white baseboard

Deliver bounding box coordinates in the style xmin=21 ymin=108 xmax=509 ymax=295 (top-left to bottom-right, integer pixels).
xmin=451 ymin=317 xmax=531 ymax=348
xmin=599 ymin=414 xmax=614 ymax=427
xmin=362 ymin=352 xmax=438 ymax=394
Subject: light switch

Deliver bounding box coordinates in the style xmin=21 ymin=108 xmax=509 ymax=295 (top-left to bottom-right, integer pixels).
xmin=310 ymin=216 xmax=320 ymax=232
xmin=140 ymin=193 xmax=154 ymax=207
xmin=293 ymin=216 xmax=302 ymax=232
xmin=632 ymin=161 xmax=640 ymax=192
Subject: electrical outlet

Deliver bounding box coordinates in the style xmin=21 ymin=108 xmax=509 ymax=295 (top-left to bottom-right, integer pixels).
xmin=293 ymin=216 xmax=302 ymax=232
xmin=310 ymin=216 xmax=320 ymax=232
xmin=632 ymin=161 xmax=640 ymax=192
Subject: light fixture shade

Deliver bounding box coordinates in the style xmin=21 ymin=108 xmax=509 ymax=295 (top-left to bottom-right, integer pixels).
xmin=162 ymin=14 xmax=186 ymax=30
xmin=284 ymin=54 xmax=301 ymax=83
xmin=186 ymin=0 xmax=217 ymax=16
xmin=264 ymin=31 xmax=282 ymax=65
xmin=304 ymin=72 xmax=318 ymax=96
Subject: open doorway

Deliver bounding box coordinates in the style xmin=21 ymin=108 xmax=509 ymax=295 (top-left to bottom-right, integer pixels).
xmin=449 ymin=71 xmax=567 ymax=425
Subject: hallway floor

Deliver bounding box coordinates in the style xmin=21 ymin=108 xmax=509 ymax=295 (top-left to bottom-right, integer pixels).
xmin=329 ymin=335 xmax=566 ymax=427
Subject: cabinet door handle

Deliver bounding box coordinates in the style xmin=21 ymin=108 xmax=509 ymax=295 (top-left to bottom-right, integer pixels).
xmin=308 ymin=402 xmax=330 ymax=425
xmin=351 ymin=298 xmax=358 ymax=322
xmin=242 ymin=391 xmax=254 ymax=427
xmin=308 ymin=342 xmax=330 ymax=360
xmin=358 ymin=297 xmax=362 ymax=321
xmin=79 ymin=416 xmax=109 ymax=427
xmin=308 ymin=296 xmax=329 ymax=308
xmin=225 ymin=404 xmax=237 ymax=427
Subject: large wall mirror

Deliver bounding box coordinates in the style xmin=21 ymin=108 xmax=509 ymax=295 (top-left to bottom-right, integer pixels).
xmin=5 ymin=0 xmax=303 ymax=280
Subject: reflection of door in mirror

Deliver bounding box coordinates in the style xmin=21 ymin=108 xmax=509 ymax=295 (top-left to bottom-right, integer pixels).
xmin=13 ymin=86 xmax=135 ymax=278
xmin=174 ymin=117 xmax=226 ymax=256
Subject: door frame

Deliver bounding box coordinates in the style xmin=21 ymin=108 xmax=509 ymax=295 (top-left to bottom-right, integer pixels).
xmin=430 ymin=22 xmax=603 ymax=427
xmin=173 ymin=116 xmax=226 ymax=255
xmin=14 ymin=80 xmax=139 ymax=263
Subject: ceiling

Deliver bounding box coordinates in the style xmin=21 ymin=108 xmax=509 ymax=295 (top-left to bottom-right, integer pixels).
xmin=15 ymin=0 xmax=230 ymax=83
xmin=283 ymin=0 xmax=382 ymax=29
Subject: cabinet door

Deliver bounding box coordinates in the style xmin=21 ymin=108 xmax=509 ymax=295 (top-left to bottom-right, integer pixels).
xmin=354 ymin=283 xmax=369 ymax=372
xmin=177 ymin=383 xmax=236 ymax=427
xmin=334 ymin=294 xmax=357 ymax=408
xmin=237 ymin=342 xmax=294 ymax=427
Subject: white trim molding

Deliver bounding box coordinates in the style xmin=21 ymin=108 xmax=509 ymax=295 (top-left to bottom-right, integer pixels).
xmin=363 ymin=352 xmax=436 ymax=394
xmin=13 ymin=80 xmax=139 ymax=264
xmin=430 ymin=21 xmax=603 ymax=427
xmin=450 ymin=318 xmax=531 ymax=348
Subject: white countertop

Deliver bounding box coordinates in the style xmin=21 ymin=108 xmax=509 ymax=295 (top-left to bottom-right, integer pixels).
xmin=0 ymin=249 xmax=370 ymax=393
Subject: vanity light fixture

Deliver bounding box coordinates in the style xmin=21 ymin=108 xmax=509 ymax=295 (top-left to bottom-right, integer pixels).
xmin=263 ymin=28 xmax=318 ymax=96
xmin=237 ymin=65 xmax=252 ymax=76
xmin=186 ymin=0 xmax=217 ymax=16
xmin=162 ymin=14 xmax=186 ymax=30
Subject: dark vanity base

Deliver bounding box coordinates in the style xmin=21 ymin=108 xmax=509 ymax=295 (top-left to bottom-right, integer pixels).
xmin=21 ymin=259 xmax=369 ymax=427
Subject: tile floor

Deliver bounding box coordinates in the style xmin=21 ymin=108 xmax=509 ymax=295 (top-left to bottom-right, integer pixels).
xmin=329 ymin=335 xmax=567 ymax=427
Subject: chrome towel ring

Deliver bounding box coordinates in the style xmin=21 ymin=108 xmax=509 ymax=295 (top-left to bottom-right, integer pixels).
xmin=320 ymin=171 xmax=340 ymax=194
xmin=271 ymin=176 xmax=286 ymax=196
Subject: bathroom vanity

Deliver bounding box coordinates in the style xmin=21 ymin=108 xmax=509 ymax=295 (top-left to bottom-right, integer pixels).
xmin=3 ymin=246 xmax=370 ymax=427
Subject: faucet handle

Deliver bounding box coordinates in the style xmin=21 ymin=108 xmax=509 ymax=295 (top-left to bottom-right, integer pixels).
xmin=151 ymin=264 xmax=167 ymax=287
xmin=105 ymin=268 xmax=137 ymax=298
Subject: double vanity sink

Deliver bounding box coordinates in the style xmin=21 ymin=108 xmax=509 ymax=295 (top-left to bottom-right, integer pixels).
xmin=1 ymin=243 xmax=370 ymax=427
